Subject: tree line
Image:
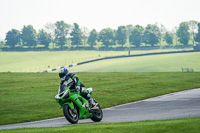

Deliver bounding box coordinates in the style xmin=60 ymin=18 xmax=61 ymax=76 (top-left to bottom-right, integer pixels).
xmin=4 ymin=20 xmax=200 ymax=49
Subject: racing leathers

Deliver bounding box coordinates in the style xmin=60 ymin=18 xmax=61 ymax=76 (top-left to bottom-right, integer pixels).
xmin=59 ymin=73 xmax=96 ymax=109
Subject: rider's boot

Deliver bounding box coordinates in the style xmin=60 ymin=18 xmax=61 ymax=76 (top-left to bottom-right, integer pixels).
xmin=88 ymin=98 xmax=98 ymax=110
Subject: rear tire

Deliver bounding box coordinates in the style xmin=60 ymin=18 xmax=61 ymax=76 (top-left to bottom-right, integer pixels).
xmin=91 ymin=104 xmax=103 ymax=122
xmin=63 ymin=104 xmax=79 ymax=124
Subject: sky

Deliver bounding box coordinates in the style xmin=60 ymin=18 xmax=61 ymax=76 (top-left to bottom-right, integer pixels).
xmin=1 ymin=0 xmax=200 ymax=40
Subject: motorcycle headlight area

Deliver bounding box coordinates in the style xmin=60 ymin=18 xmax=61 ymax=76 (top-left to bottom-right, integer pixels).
xmin=55 ymin=89 xmax=69 ymax=100
xmin=62 ymin=90 xmax=69 ymax=99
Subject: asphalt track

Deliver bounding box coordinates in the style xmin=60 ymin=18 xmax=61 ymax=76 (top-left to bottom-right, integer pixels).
xmin=1 ymin=88 xmax=200 ymax=130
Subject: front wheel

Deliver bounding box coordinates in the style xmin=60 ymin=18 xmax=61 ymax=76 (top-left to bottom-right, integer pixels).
xmin=63 ymin=104 xmax=79 ymax=124
xmin=91 ymin=103 xmax=103 ymax=122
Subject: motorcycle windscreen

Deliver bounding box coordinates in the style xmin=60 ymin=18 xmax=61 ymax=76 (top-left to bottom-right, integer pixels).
xmin=59 ymin=78 xmax=73 ymax=94
xmin=59 ymin=84 xmax=66 ymax=94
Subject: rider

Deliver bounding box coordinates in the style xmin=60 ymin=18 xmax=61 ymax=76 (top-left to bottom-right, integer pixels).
xmin=58 ymin=68 xmax=97 ymax=110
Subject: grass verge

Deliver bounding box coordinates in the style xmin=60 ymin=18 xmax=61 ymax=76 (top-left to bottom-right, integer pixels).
xmin=0 ymin=49 xmax=194 ymax=72
xmin=70 ymin=52 xmax=200 ymax=72
xmin=0 ymin=72 xmax=200 ymax=125
xmin=1 ymin=117 xmax=200 ymax=133
xmin=0 ymin=51 xmax=128 ymax=72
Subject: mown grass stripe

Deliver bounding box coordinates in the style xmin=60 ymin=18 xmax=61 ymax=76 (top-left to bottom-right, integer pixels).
xmin=0 ymin=72 xmax=200 ymax=125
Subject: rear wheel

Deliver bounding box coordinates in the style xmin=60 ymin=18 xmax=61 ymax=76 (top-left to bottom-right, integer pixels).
xmin=91 ymin=103 xmax=103 ymax=122
xmin=63 ymin=104 xmax=79 ymax=124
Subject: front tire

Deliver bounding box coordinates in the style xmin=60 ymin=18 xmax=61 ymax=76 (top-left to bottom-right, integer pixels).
xmin=91 ymin=104 xmax=103 ymax=122
xmin=63 ymin=104 xmax=79 ymax=124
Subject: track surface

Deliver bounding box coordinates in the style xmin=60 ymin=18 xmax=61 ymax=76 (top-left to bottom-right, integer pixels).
xmin=1 ymin=88 xmax=200 ymax=130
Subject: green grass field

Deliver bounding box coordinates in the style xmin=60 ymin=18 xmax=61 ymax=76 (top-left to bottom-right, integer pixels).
xmin=0 ymin=51 xmax=127 ymax=72
xmin=69 ymin=52 xmax=200 ymax=72
xmin=0 ymin=49 xmax=193 ymax=72
xmin=1 ymin=72 xmax=200 ymax=125
xmin=1 ymin=117 xmax=200 ymax=133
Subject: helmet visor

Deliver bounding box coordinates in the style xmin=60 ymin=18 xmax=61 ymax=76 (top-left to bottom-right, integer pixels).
xmin=59 ymin=73 xmax=65 ymax=78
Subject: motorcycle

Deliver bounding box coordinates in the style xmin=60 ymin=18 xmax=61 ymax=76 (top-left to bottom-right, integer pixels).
xmin=55 ymin=86 xmax=103 ymax=124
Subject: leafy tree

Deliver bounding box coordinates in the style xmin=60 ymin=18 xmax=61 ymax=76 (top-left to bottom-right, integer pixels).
xmin=55 ymin=21 xmax=70 ymax=48
xmin=21 ymin=25 xmax=37 ymax=47
xmin=98 ymin=28 xmax=115 ymax=47
xmin=5 ymin=29 xmax=20 ymax=48
xmin=126 ymin=24 xmax=134 ymax=37
xmin=37 ymin=29 xmax=51 ymax=48
xmin=44 ymin=23 xmax=56 ymax=48
xmin=0 ymin=41 xmax=5 ymax=48
xmin=116 ymin=26 xmax=127 ymax=46
xmin=129 ymin=25 xmax=144 ymax=47
xmin=176 ymin=22 xmax=190 ymax=45
xmin=143 ymin=24 xmax=161 ymax=46
xmin=172 ymin=26 xmax=179 ymax=45
xmin=82 ymin=26 xmax=89 ymax=46
xmin=157 ymin=24 xmax=166 ymax=46
xmin=126 ymin=24 xmax=134 ymax=47
xmin=164 ymin=32 xmax=173 ymax=45
xmin=87 ymin=29 xmax=98 ymax=47
xmin=188 ymin=20 xmax=198 ymax=44
xmin=195 ymin=23 xmax=200 ymax=43
xmin=70 ymin=23 xmax=83 ymax=46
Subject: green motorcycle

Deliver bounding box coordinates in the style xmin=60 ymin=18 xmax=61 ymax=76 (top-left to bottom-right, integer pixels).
xmin=55 ymin=87 xmax=103 ymax=124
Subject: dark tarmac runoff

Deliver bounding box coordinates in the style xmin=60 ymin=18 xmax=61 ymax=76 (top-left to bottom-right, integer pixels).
xmin=1 ymin=88 xmax=200 ymax=130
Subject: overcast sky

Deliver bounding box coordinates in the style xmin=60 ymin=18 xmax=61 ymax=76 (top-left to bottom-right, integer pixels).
xmin=1 ymin=0 xmax=200 ymax=40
